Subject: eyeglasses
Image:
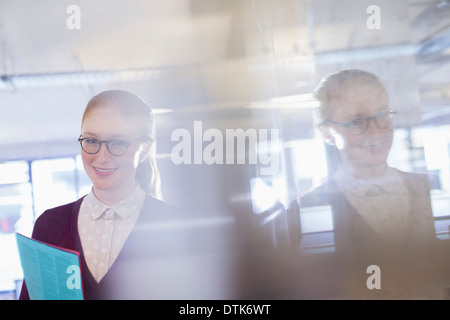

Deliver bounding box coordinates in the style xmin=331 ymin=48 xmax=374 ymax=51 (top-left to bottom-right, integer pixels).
xmin=78 ymin=135 xmax=142 ymax=156
xmin=327 ymin=110 xmax=396 ymax=136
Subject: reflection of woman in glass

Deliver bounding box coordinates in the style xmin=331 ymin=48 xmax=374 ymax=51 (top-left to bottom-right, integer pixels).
xmin=19 ymin=90 xmax=179 ymax=299
xmin=288 ymin=69 xmax=443 ymax=299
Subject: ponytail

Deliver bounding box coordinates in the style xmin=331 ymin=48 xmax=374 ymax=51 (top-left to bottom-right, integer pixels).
xmin=136 ymin=141 xmax=163 ymax=200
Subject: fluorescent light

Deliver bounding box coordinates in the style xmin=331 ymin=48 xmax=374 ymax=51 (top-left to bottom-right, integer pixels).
xmin=248 ymin=98 xmax=320 ymax=109
xmin=0 ymin=68 xmax=166 ymax=90
xmin=269 ymin=93 xmax=314 ymax=103
xmin=246 ymin=93 xmax=320 ymax=109
xmin=152 ymin=108 xmax=172 ymax=114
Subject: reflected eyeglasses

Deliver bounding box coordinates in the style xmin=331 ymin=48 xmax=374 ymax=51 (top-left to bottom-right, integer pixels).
xmin=78 ymin=135 xmax=142 ymax=156
xmin=327 ymin=110 xmax=396 ymax=136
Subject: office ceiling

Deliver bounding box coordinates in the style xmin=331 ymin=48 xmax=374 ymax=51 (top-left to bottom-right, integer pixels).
xmin=0 ymin=0 xmax=450 ymax=160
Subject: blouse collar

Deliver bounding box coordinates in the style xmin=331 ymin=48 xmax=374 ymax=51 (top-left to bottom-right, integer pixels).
xmin=83 ymin=184 xmax=146 ymax=220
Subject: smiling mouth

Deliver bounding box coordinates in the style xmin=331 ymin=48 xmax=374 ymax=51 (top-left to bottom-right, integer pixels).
xmin=361 ymin=142 xmax=385 ymax=150
xmin=93 ymin=167 xmax=117 ymax=175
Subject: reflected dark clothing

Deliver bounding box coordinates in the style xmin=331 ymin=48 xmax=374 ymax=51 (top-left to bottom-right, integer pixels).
xmin=287 ymin=169 xmax=445 ymax=299
xmin=19 ymin=195 xmax=188 ymax=300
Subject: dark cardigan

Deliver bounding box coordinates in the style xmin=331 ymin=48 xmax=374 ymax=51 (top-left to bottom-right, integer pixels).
xmin=287 ymin=169 xmax=436 ymax=253
xmin=285 ymin=169 xmax=443 ymax=298
xmin=19 ymin=194 xmax=189 ymax=300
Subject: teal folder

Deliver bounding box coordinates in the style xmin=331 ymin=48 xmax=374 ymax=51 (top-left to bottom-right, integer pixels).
xmin=16 ymin=233 xmax=84 ymax=300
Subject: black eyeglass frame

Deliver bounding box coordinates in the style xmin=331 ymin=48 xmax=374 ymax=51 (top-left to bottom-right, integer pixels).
xmin=326 ymin=110 xmax=397 ymax=136
xmin=78 ymin=135 xmax=143 ymax=156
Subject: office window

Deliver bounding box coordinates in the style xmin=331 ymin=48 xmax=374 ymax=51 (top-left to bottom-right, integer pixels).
xmin=288 ymin=138 xmax=328 ymax=196
xmin=0 ymin=161 xmax=34 ymax=235
xmin=32 ymin=157 xmax=82 ymax=218
xmin=412 ymin=125 xmax=450 ymax=239
xmin=0 ymin=161 xmax=33 ymax=298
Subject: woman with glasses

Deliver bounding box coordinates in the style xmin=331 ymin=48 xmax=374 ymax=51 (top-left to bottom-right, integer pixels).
xmin=19 ymin=90 xmax=188 ymax=299
xmin=286 ymin=69 xmax=443 ymax=299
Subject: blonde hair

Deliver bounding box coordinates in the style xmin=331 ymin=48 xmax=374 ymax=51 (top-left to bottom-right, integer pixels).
xmin=313 ymin=69 xmax=388 ymax=125
xmin=82 ymin=90 xmax=163 ymax=200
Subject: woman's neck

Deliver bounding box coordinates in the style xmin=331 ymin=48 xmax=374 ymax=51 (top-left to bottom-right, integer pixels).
xmin=93 ymin=181 xmax=137 ymax=206
xmin=341 ymin=162 xmax=388 ymax=180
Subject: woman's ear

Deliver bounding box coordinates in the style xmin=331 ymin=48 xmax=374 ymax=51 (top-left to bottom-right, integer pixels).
xmin=318 ymin=124 xmax=336 ymax=145
xmin=324 ymin=134 xmax=336 ymax=146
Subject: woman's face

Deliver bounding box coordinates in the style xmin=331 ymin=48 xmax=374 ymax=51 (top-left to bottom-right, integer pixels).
xmin=80 ymin=104 xmax=146 ymax=201
xmin=327 ymin=83 xmax=393 ymax=172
